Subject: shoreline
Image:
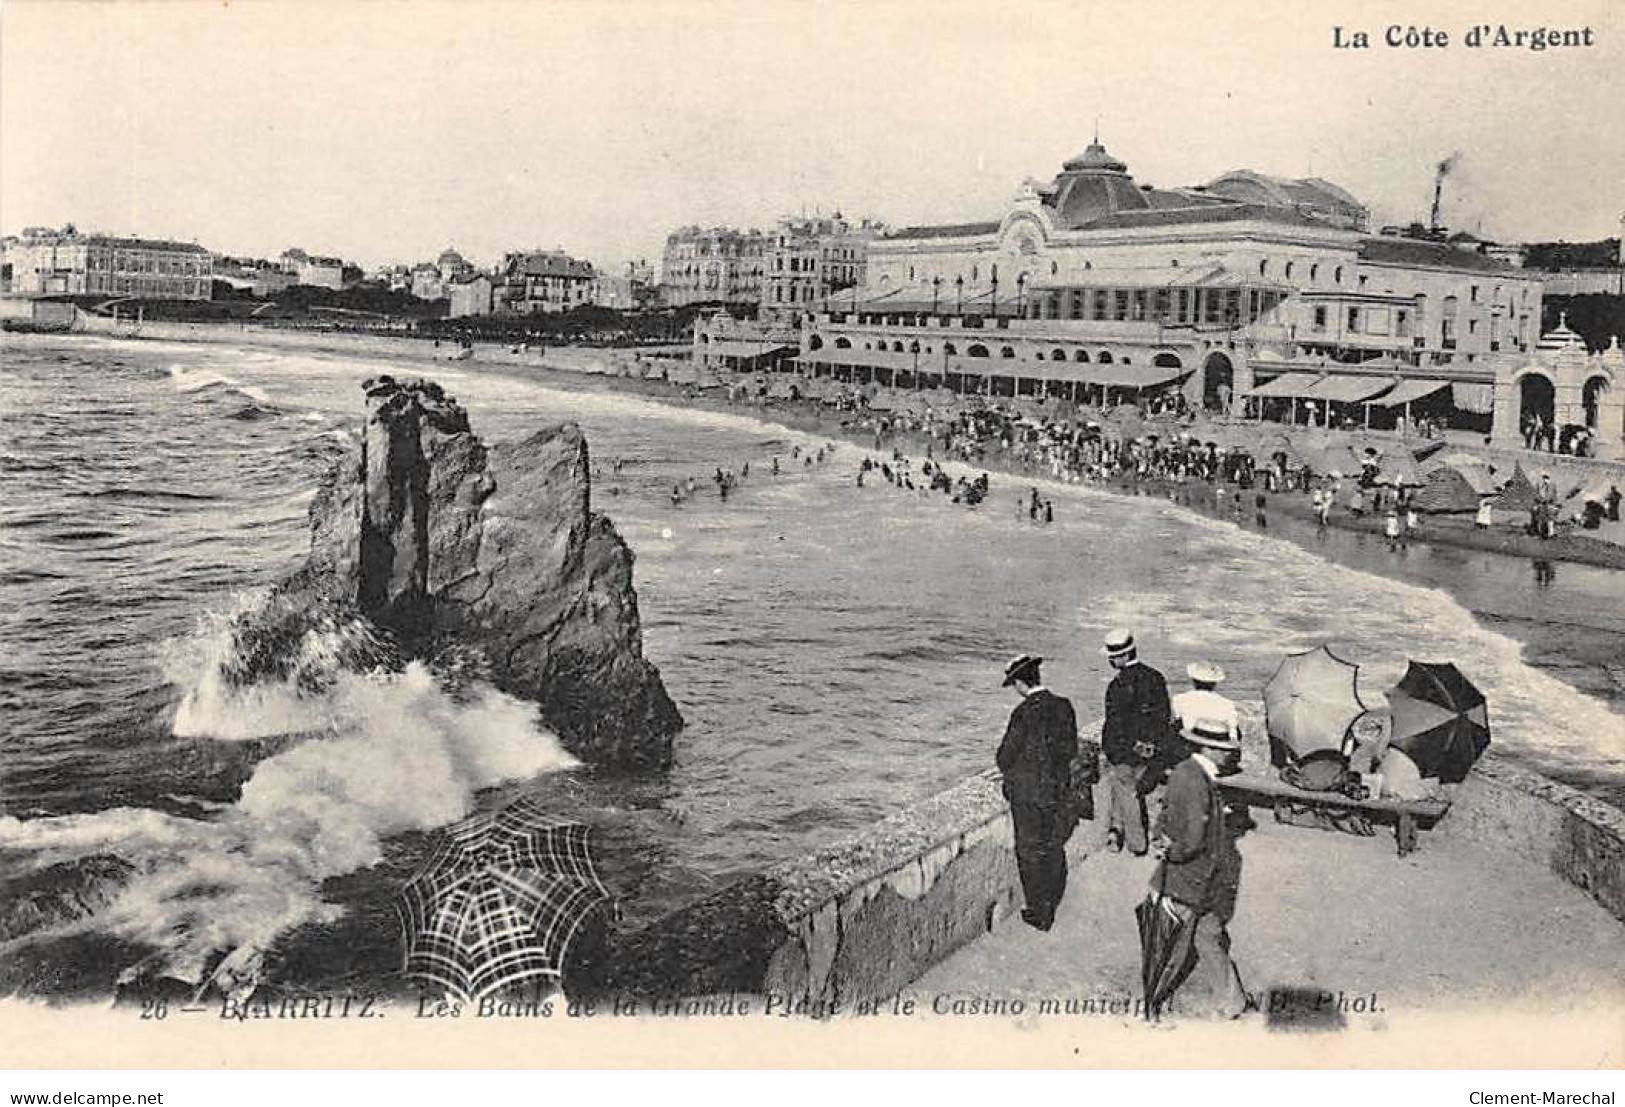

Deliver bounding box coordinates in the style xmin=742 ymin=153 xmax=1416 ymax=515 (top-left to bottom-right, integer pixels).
xmin=12 ymin=321 xmax=1623 ymax=574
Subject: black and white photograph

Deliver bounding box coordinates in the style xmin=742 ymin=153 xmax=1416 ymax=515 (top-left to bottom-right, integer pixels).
xmin=1 ymin=0 xmax=1622 ymax=1087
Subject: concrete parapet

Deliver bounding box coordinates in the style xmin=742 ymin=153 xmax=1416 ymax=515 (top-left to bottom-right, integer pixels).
xmin=597 ymin=750 xmax=1623 ymax=1005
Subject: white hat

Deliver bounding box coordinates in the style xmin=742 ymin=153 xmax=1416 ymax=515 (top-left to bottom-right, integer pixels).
xmin=1182 ymin=718 xmax=1240 ymax=751
xmin=1186 ymin=661 xmax=1225 ymax=685
xmin=1101 ymin=628 xmax=1136 ymax=658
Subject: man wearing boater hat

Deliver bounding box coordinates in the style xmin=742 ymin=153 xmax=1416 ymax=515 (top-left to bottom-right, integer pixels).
xmin=1099 ymin=628 xmax=1174 ymax=856
xmin=1171 ymin=661 xmax=1239 ymax=742
xmin=996 ymin=654 xmax=1079 ymax=931
xmin=1154 ymin=717 xmax=1249 ymax=1019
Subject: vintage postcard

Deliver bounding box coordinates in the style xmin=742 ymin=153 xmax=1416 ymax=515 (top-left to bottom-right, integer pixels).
xmin=1 ymin=0 xmax=1622 ymax=1080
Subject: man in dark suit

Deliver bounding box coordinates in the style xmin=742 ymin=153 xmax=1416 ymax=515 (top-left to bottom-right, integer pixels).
xmin=1154 ymin=717 xmax=1248 ymax=1019
xmin=1099 ymin=628 xmax=1175 ymax=855
xmin=996 ymin=654 xmax=1079 ymax=931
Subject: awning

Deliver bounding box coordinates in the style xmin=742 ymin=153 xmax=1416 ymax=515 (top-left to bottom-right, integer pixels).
xmin=1083 ymin=363 xmax=1189 ymax=389
xmin=705 ymin=339 xmax=797 ymax=359
xmin=1452 ymin=382 xmax=1496 ymax=414
xmin=1371 ymin=379 xmax=1450 ymax=407
xmin=1304 ymin=375 xmax=1396 ymax=404
xmin=1247 ymin=372 xmax=1323 ymax=398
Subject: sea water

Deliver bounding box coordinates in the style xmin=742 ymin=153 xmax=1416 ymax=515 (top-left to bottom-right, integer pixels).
xmin=1 ymin=332 xmax=1621 ymax=996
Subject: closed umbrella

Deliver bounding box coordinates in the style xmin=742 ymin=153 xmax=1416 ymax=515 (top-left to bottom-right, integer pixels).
xmin=1264 ymin=645 xmax=1367 ymax=764
xmin=1136 ymin=889 xmax=1198 ymax=1021
xmin=1386 ymin=661 xmax=1490 ymax=784
xmin=396 ymin=798 xmax=613 ymax=1002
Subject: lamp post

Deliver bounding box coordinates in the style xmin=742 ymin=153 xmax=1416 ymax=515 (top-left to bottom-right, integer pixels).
xmin=932 ymin=275 xmax=941 ymax=316
xmin=991 ymin=273 xmax=1000 ymax=320
xmin=1017 ymin=273 xmax=1027 ymax=319
xmin=955 ymin=275 xmax=964 ymax=316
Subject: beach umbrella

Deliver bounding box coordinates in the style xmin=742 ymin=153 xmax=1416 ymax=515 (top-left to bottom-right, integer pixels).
xmin=1376 ymin=456 xmax=1425 ymax=486
xmin=1136 ymin=892 xmax=1198 ymax=1021
xmin=1386 ymin=661 xmax=1490 ymax=784
xmin=1264 ymin=645 xmax=1367 ymax=763
xmin=396 ymin=798 xmax=613 ymax=1002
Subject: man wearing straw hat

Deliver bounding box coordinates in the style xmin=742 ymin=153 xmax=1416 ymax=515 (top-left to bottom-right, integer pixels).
xmin=1099 ymin=628 xmax=1174 ymax=856
xmin=1171 ymin=661 xmax=1239 ymax=743
xmin=1155 ymin=717 xmax=1249 ymax=1019
xmin=996 ymin=654 xmax=1079 ymax=931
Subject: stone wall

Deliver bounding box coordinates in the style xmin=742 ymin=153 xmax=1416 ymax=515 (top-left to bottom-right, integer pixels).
xmin=594 ymin=749 xmax=1623 ymax=1005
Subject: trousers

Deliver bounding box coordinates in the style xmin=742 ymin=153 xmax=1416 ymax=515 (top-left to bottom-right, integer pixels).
xmin=1171 ymin=910 xmax=1248 ymax=1018
xmin=1010 ymin=800 xmax=1069 ymax=924
xmin=1105 ymin=762 xmax=1149 ymax=854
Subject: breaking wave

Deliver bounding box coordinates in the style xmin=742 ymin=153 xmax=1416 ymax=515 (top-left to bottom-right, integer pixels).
xmin=0 ymin=596 xmax=577 ymax=985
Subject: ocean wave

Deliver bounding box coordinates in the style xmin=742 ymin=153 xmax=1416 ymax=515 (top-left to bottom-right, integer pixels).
xmin=167 ymin=363 xmax=273 ymax=407
xmin=0 ymin=596 xmax=579 ymax=986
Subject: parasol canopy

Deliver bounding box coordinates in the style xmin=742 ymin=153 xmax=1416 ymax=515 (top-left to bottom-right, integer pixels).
xmin=1264 ymin=645 xmax=1367 ymax=763
xmin=1136 ymin=893 xmax=1198 ymax=1021
xmin=397 ymin=797 xmax=613 ymax=1002
xmin=1386 ymin=661 xmax=1491 ymax=784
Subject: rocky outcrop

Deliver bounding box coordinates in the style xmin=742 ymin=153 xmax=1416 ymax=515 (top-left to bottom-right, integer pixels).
xmin=294 ymin=376 xmax=682 ymax=767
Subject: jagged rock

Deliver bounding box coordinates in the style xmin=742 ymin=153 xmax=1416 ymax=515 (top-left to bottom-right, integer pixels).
xmin=294 ymin=376 xmax=682 ymax=767
xmin=0 ymin=855 xmax=138 ymax=942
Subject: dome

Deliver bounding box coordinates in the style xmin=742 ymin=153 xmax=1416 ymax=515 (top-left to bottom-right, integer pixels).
xmin=437 ymin=248 xmax=466 ymax=267
xmin=1061 ymin=140 xmax=1128 ymax=174
xmin=1044 ymin=140 xmax=1150 ymax=228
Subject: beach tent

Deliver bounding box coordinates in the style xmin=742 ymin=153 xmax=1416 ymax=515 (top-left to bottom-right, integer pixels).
xmin=1413 ymin=463 xmax=1496 ymax=514
xmin=1494 ymin=464 xmax=1538 ymax=514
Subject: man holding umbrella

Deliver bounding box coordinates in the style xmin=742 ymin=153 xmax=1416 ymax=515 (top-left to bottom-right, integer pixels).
xmin=1152 ymin=717 xmax=1248 ymax=1019
xmin=996 ymin=654 xmax=1079 ymax=931
xmin=1100 ymin=628 xmax=1175 ymax=856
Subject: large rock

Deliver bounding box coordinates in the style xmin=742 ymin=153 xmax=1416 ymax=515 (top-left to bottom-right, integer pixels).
xmin=297 ymin=376 xmax=682 ymax=767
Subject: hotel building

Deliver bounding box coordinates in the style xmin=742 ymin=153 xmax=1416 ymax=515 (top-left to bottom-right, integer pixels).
xmin=660 ymin=226 xmax=765 ymax=307
xmin=698 ymin=140 xmax=1587 ymax=445
xmin=2 ymin=226 xmax=211 ymax=300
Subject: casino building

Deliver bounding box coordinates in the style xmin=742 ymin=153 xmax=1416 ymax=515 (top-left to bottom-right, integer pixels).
xmin=703 ymin=139 xmax=1561 ymax=443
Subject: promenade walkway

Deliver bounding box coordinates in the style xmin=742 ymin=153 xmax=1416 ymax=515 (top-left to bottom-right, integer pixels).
xmin=915 ymin=813 xmax=1625 ymax=1024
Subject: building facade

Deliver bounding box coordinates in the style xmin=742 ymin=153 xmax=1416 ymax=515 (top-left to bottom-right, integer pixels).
xmin=738 ymin=140 xmax=1542 ymax=434
xmin=660 ymin=226 xmax=765 ymax=307
xmin=448 ymin=273 xmax=494 ymax=318
xmin=495 ymin=250 xmax=595 ymax=314
xmin=2 ymin=227 xmax=211 ymax=300
xmin=761 ymin=213 xmax=886 ymax=325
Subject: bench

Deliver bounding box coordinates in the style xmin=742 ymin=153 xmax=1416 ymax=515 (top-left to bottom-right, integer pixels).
xmin=1218 ymin=772 xmax=1451 ymax=857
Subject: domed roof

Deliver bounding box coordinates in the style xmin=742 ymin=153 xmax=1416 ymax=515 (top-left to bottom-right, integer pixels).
xmin=437 ymin=247 xmax=466 ymax=266
xmin=1536 ymin=312 xmax=1585 ymax=351
xmin=1044 ymin=140 xmax=1150 ymax=228
xmin=1061 ymin=140 xmax=1128 ymax=174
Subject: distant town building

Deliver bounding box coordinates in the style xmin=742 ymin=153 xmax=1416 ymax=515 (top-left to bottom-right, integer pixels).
xmin=495 ymin=249 xmax=595 ymax=314
xmin=436 ymin=248 xmax=473 ymax=282
xmin=660 ymin=226 xmax=765 ymax=307
xmin=213 ymin=255 xmax=295 ymax=298
xmin=447 ymin=273 xmax=494 ymax=318
xmin=1 ymin=226 xmax=211 ymax=300
xmin=295 ymin=255 xmax=345 ymax=290
xmin=591 ymin=271 xmax=637 ymax=310
xmin=411 ymin=262 xmax=446 ymax=302
xmin=761 ymin=212 xmax=886 ymax=324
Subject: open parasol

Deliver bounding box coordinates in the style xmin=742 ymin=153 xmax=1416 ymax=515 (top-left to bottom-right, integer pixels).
xmin=1386 ymin=661 xmax=1491 ymax=784
xmin=1264 ymin=645 xmax=1367 ymax=764
xmin=397 ymin=797 xmax=613 ymax=1002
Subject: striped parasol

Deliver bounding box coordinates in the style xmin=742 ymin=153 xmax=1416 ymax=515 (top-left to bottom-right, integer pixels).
xmin=397 ymin=797 xmax=612 ymax=1002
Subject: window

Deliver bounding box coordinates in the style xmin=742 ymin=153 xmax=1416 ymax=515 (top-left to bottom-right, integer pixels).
xmin=1051 ymin=261 xmax=1058 ymax=275
xmin=1470 ymin=285 xmax=1479 ymax=302
xmin=1259 ymin=260 xmax=1269 ymax=277
xmin=1310 ymin=263 xmax=1319 ymax=282
xmin=1334 ymin=266 xmax=1343 ymax=284
xmin=972 ymin=265 xmax=978 ymax=281
xmin=1313 ymin=306 xmax=1328 ymax=332
xmin=1284 ymin=262 xmax=1295 ymax=280
xmin=1347 ymin=307 xmax=1359 ymax=332
xmin=1358 ymin=275 xmax=1368 ymax=288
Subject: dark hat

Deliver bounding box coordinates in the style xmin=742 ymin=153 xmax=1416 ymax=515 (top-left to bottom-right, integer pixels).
xmin=1002 ymin=654 xmax=1042 ymax=687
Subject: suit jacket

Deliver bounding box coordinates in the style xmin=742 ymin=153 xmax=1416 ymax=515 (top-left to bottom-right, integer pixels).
xmin=996 ymin=689 xmax=1078 ymax=809
xmin=1154 ymin=756 xmax=1241 ymax=916
xmin=1101 ymin=662 xmax=1174 ymax=767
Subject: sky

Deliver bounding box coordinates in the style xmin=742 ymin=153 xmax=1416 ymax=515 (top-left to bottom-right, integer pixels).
xmin=2 ymin=0 xmax=1622 ymax=272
